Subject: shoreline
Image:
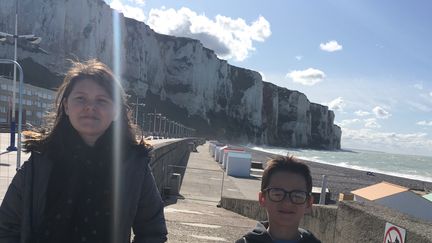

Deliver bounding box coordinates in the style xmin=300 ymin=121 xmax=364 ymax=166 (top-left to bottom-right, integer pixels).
xmin=242 ymin=147 xmax=432 ymax=203
xmin=251 ymin=146 xmax=432 ymax=183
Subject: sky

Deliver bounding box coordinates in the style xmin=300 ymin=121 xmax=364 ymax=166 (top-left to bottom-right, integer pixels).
xmin=103 ymin=0 xmax=432 ymax=156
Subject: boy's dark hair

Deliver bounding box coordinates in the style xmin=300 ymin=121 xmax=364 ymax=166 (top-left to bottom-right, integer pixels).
xmin=261 ymin=156 xmax=312 ymax=193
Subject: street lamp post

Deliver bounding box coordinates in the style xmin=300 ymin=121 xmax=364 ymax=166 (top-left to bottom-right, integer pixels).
xmin=147 ymin=113 xmax=152 ymax=134
xmin=158 ymin=116 xmax=164 ymax=137
xmin=175 ymin=123 xmax=179 ymax=138
xmin=142 ymin=113 xmax=146 ymax=136
xmin=153 ymin=112 xmax=157 ymax=135
xmin=167 ymin=120 xmax=171 ymax=138
xmin=163 ymin=118 xmax=168 ymax=138
xmin=130 ymin=96 xmax=145 ymax=125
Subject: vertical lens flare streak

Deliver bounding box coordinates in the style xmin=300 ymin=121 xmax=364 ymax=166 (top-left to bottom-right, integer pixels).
xmin=112 ymin=10 xmax=122 ymax=243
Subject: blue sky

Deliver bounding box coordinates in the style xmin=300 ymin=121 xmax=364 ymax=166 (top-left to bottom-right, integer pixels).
xmin=104 ymin=0 xmax=432 ymax=156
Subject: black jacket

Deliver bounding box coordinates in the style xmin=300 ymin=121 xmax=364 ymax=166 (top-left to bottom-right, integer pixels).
xmin=236 ymin=221 xmax=321 ymax=243
xmin=0 ymin=147 xmax=167 ymax=243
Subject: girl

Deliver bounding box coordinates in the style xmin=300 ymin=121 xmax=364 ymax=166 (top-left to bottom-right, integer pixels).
xmin=0 ymin=59 xmax=167 ymax=243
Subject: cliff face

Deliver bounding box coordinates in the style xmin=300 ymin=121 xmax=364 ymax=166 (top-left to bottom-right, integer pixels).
xmin=0 ymin=0 xmax=341 ymax=149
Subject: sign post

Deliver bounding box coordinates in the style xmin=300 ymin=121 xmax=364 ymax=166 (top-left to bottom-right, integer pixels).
xmin=383 ymin=222 xmax=406 ymax=243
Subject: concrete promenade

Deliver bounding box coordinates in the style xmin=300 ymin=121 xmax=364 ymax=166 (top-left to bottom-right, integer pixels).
xmin=164 ymin=142 xmax=258 ymax=242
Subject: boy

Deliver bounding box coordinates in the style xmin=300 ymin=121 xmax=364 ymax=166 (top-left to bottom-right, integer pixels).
xmin=236 ymin=156 xmax=321 ymax=243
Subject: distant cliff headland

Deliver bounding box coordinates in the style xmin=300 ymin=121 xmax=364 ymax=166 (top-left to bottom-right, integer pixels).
xmin=0 ymin=0 xmax=341 ymax=149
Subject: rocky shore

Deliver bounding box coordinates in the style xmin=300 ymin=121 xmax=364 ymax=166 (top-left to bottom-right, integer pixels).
xmin=243 ymin=147 xmax=432 ymax=203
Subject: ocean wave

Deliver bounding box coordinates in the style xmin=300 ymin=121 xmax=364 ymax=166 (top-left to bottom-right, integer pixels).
xmin=248 ymin=145 xmax=432 ymax=183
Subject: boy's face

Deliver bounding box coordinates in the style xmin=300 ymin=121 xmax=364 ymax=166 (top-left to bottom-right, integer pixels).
xmin=259 ymin=171 xmax=313 ymax=229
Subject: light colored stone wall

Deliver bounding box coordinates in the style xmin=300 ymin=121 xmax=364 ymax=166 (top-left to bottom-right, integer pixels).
xmin=221 ymin=197 xmax=432 ymax=243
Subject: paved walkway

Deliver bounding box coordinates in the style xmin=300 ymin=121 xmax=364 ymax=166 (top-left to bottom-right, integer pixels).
xmin=164 ymin=143 xmax=257 ymax=242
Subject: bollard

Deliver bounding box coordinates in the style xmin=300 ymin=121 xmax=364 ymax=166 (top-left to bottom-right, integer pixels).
xmin=169 ymin=173 xmax=181 ymax=196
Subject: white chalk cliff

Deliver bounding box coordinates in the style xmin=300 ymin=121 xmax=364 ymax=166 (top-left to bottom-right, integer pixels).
xmin=0 ymin=0 xmax=341 ymax=149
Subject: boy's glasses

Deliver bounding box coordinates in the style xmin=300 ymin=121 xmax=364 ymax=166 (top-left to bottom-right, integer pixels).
xmin=263 ymin=188 xmax=310 ymax=204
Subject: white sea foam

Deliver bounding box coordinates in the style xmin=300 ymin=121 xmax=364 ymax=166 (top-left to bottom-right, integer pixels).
xmin=248 ymin=145 xmax=432 ymax=183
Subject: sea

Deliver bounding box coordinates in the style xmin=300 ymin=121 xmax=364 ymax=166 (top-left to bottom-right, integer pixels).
xmin=246 ymin=145 xmax=432 ymax=183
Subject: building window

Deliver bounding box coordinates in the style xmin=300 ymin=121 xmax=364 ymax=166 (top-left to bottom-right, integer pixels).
xmin=0 ymin=117 xmax=6 ymax=123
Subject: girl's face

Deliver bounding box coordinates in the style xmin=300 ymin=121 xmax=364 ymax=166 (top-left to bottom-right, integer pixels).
xmin=64 ymin=79 xmax=117 ymax=146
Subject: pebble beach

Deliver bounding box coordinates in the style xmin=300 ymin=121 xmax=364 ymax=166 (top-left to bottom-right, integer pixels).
xmin=244 ymin=147 xmax=432 ymax=203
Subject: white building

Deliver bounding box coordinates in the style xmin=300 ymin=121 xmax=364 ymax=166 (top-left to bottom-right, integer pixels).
xmin=0 ymin=76 xmax=55 ymax=128
xmin=351 ymin=181 xmax=432 ymax=223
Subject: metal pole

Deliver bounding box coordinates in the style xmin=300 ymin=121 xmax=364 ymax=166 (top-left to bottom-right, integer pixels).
xmin=153 ymin=110 xmax=157 ymax=134
xmin=158 ymin=116 xmax=163 ymax=136
xmin=8 ymin=1 xmax=19 ymax=151
xmin=147 ymin=113 xmax=152 ymax=133
xmin=163 ymin=118 xmax=167 ymax=138
xmin=217 ymin=170 xmax=226 ymax=207
xmin=319 ymin=175 xmax=328 ymax=205
xmin=0 ymin=59 xmax=24 ymax=169
xmin=167 ymin=120 xmax=171 ymax=138
xmin=135 ymin=96 xmax=138 ymax=125
xmin=142 ymin=113 xmax=145 ymax=134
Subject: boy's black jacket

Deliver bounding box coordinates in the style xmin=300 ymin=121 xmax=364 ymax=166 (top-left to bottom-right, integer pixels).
xmin=236 ymin=221 xmax=321 ymax=243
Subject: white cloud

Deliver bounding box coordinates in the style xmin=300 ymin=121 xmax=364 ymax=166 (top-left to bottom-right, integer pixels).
xmin=372 ymin=106 xmax=391 ymax=119
xmin=417 ymin=121 xmax=432 ymax=126
xmin=342 ymin=128 xmax=432 ymax=156
xmin=338 ymin=119 xmax=360 ymax=127
xmin=295 ymin=55 xmax=303 ymax=61
xmin=406 ymin=101 xmax=432 ymax=112
xmin=430 ymin=91 xmax=432 ymax=97
xmin=364 ymin=118 xmax=381 ymax=128
xmin=146 ymin=7 xmax=271 ymax=61
xmin=320 ymin=40 xmax=343 ymax=52
xmin=287 ymin=68 xmax=325 ymax=86
xmin=413 ymin=83 xmax=423 ymax=90
xmin=355 ymin=110 xmax=370 ymax=117
xmin=326 ymin=97 xmax=345 ymax=112
xmin=110 ymin=0 xmax=146 ymax=22
xmin=132 ymin=0 xmax=145 ymax=5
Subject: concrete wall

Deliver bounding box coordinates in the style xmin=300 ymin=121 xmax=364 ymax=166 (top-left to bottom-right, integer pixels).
xmin=220 ymin=197 xmax=432 ymax=243
xmin=149 ymin=138 xmax=195 ymax=198
xmin=219 ymin=197 xmax=267 ymax=222
xmin=335 ymin=201 xmax=432 ymax=243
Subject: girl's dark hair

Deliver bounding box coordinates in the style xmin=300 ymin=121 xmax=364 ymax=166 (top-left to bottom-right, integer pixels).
xmin=261 ymin=156 xmax=312 ymax=193
xmin=24 ymin=59 xmax=146 ymax=153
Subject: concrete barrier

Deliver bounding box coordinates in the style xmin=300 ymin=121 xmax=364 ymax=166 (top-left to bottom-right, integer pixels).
xmin=149 ymin=138 xmax=196 ymax=198
xmin=333 ymin=201 xmax=432 ymax=243
xmin=220 ymin=197 xmax=432 ymax=243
